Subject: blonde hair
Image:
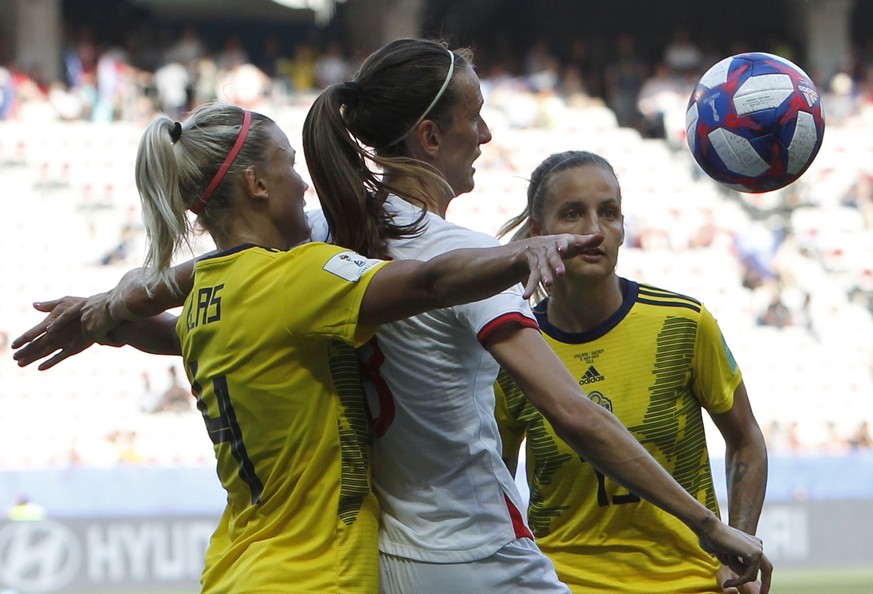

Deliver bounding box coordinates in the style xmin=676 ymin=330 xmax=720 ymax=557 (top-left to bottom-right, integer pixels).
xmin=135 ymin=102 xmax=272 ymax=291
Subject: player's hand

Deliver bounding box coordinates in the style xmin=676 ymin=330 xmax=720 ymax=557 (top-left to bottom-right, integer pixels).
xmin=717 ymin=564 xmax=763 ymax=593
xmin=11 ymin=296 xmax=96 ymax=370
xmin=697 ymin=519 xmax=771 ymax=594
xmin=520 ymin=232 xmax=604 ymax=298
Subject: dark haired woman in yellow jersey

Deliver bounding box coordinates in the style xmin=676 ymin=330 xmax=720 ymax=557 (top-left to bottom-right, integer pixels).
xmin=11 ymin=101 xmax=603 ymax=594
xmin=495 ymin=150 xmax=769 ymax=594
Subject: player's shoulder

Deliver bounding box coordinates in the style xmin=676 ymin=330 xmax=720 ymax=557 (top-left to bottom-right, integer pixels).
xmin=634 ymin=282 xmax=703 ymax=315
xmin=428 ymin=216 xmax=501 ymax=249
xmin=391 ymin=214 xmax=500 ymax=261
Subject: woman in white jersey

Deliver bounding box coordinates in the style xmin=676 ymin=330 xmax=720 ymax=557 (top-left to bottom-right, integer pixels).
xmin=15 ymin=39 xmax=770 ymax=594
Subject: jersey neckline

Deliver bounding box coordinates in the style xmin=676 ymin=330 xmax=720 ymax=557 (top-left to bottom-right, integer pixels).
xmin=533 ymin=277 xmax=639 ymax=344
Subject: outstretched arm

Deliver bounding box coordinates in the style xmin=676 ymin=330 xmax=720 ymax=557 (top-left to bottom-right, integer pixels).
xmin=359 ymin=232 xmax=603 ymax=326
xmin=12 ymin=260 xmax=196 ymax=370
xmin=102 ymin=313 xmax=181 ymax=356
xmin=87 ymin=260 xmax=196 ymax=327
xmin=485 ymin=326 xmax=773 ymax=594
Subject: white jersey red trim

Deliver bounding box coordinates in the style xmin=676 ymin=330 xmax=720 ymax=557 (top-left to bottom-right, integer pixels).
xmin=309 ymin=199 xmax=537 ymax=562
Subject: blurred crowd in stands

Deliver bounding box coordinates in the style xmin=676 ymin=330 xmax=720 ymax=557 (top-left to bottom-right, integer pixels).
xmin=2 ymin=25 xmax=873 ymax=465
xmin=1 ymin=25 xmax=872 ymax=132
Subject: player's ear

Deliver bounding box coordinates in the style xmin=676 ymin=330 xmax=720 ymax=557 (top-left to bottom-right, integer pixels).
xmin=620 ymin=215 xmax=626 ymax=246
xmin=243 ymin=167 xmax=269 ymax=201
xmin=529 ymin=218 xmax=544 ymax=238
xmin=414 ymin=119 xmax=441 ymax=158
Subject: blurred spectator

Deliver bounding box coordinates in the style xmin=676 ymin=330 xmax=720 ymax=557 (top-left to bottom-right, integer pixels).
xmin=757 ymin=293 xmax=793 ymax=328
xmin=10 ymin=68 xmax=53 ymax=123
xmin=215 ymin=61 xmax=271 ymax=111
xmin=153 ymin=365 xmax=193 ymax=413
xmin=763 ymin=420 xmax=790 ymax=452
xmin=216 ymin=35 xmax=250 ymax=72
xmin=7 ymin=496 xmax=46 ymax=521
xmin=663 ymin=27 xmax=703 ymax=75
xmin=314 ymin=41 xmax=351 ymax=89
xmin=636 ymin=61 xmax=686 ymax=139
xmin=107 ymin=430 xmax=144 ymax=464
xmin=0 ymin=63 xmax=11 ymax=119
xmin=99 ymin=223 xmax=137 ymax=266
xmin=825 ymin=70 xmax=858 ymax=125
xmin=257 ymin=34 xmax=284 ymax=79
xmin=64 ymin=27 xmax=97 ymax=88
xmin=165 ymin=26 xmax=204 ymax=80
xmin=821 ymin=421 xmax=850 ymax=454
xmin=140 ymin=371 xmax=159 ymax=412
xmin=192 ymin=52 xmax=218 ymax=106
xmin=566 ymin=38 xmax=600 ymax=98
xmin=736 ymin=224 xmax=784 ymax=290
xmin=47 ymin=80 xmax=86 ymax=120
xmin=849 ymin=421 xmax=873 ymax=450
xmin=793 ymin=291 xmax=818 ymax=338
xmin=153 ymin=60 xmax=189 ymax=119
xmin=287 ymin=41 xmax=317 ymax=93
xmin=93 ymin=47 xmax=129 ymax=122
xmin=523 ymin=40 xmax=560 ymax=93
xmin=523 ymin=41 xmax=552 ymax=77
xmin=604 ymin=33 xmax=647 ymax=130
xmin=786 ymin=422 xmax=805 ymax=453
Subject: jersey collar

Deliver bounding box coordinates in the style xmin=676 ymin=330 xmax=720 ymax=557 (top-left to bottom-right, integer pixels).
xmin=533 ymin=277 xmax=639 ymax=343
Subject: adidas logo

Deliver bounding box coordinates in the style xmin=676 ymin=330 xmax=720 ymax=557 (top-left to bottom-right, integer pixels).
xmin=579 ymin=365 xmax=605 ymax=385
xmin=798 ymin=84 xmax=819 ymax=107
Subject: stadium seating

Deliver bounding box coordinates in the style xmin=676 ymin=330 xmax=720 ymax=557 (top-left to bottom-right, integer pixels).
xmin=1 ymin=94 xmax=871 ymax=470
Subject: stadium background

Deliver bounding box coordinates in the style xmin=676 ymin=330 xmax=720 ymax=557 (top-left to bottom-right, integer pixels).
xmin=1 ymin=0 xmax=872 ymax=592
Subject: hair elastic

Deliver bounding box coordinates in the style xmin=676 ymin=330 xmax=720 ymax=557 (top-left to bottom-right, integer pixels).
xmin=190 ymin=110 xmax=252 ymax=215
xmin=342 ymin=80 xmax=360 ymax=108
xmin=388 ymin=49 xmax=455 ymax=146
xmin=169 ymin=121 xmax=182 ymax=143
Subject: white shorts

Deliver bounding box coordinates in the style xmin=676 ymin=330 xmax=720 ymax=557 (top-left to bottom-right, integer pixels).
xmin=379 ymin=537 xmax=570 ymax=594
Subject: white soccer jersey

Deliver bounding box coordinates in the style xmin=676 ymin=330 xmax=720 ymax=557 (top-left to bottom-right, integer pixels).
xmin=309 ymin=198 xmax=537 ymax=562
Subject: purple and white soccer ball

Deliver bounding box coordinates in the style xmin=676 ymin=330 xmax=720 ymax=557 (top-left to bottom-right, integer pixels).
xmin=685 ymin=52 xmax=825 ymax=193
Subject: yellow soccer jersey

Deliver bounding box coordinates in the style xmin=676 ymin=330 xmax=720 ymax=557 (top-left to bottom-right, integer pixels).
xmin=495 ymin=279 xmax=742 ymax=594
xmin=177 ymin=242 xmax=388 ymax=594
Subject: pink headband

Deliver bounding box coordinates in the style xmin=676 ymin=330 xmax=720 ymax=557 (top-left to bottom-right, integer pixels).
xmin=190 ymin=110 xmax=253 ymax=215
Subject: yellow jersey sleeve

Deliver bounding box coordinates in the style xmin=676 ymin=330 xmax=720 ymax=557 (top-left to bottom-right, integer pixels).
xmin=278 ymin=242 xmax=388 ymax=346
xmin=692 ymin=305 xmax=742 ymax=415
xmin=494 ymin=370 xmax=527 ymax=471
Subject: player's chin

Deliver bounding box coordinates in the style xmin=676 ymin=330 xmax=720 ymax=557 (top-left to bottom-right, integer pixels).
xmin=565 ymin=257 xmax=611 ymax=278
xmin=456 ymin=175 xmax=476 ymax=196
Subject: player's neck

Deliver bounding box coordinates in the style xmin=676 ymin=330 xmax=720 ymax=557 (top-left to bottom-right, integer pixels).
xmin=215 ymin=219 xmax=299 ymax=252
xmin=546 ymin=274 xmax=623 ymax=333
xmin=382 ymin=173 xmax=453 ymax=218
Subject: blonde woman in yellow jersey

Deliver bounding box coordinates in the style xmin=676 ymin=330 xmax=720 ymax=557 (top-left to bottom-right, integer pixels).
xmin=495 ymin=150 xmax=769 ymax=594
xmin=11 ymin=102 xmax=606 ymax=594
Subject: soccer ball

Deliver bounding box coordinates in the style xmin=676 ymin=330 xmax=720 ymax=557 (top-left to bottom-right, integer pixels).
xmin=685 ymin=52 xmax=825 ymax=193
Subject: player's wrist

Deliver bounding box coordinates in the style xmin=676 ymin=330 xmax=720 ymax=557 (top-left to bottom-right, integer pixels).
xmin=108 ymin=288 xmax=138 ymax=322
xmin=690 ymin=508 xmax=721 ymax=538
